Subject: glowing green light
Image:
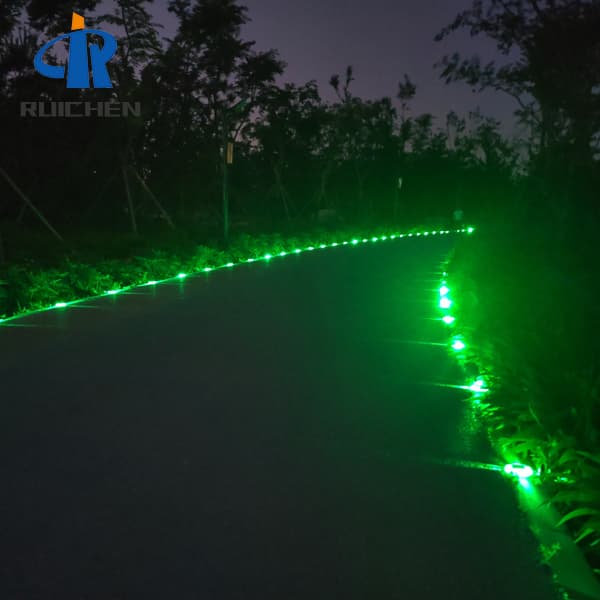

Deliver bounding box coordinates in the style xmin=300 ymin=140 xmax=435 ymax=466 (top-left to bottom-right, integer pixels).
xmin=452 ymin=340 xmax=466 ymax=351
xmin=469 ymin=379 xmax=489 ymax=393
xmin=519 ymin=477 xmax=531 ymax=489
xmin=504 ymin=463 xmax=534 ymax=479
xmin=0 ymin=226 xmax=479 ymax=325
xmin=431 ymin=458 xmax=503 ymax=473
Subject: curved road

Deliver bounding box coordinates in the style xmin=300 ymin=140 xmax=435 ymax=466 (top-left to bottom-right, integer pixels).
xmin=0 ymin=236 xmax=559 ymax=599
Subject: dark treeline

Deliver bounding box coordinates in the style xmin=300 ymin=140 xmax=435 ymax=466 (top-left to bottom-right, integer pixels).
xmin=0 ymin=0 xmax=543 ymax=238
xmin=0 ymin=0 xmax=598 ymax=241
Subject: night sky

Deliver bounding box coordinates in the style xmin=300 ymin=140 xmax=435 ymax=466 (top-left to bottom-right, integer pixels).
xmin=134 ymin=0 xmax=519 ymax=131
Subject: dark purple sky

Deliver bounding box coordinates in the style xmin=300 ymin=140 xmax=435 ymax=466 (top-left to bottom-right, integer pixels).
xmin=102 ymin=0 xmax=519 ymax=130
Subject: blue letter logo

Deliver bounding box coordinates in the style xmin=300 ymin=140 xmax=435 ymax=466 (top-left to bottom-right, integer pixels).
xmin=34 ymin=13 xmax=117 ymax=89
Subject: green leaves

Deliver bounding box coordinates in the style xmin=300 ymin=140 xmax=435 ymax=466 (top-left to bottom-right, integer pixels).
xmin=0 ymin=226 xmax=394 ymax=321
xmin=578 ymin=451 xmax=600 ymax=468
xmin=447 ymin=207 xmax=600 ymax=565
xmin=436 ymin=0 xmax=600 ymax=173
xmin=557 ymin=507 xmax=600 ymax=529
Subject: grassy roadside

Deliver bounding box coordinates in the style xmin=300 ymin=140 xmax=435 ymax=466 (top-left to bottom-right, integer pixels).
xmin=441 ymin=214 xmax=600 ymax=581
xmin=0 ymin=220 xmax=451 ymax=321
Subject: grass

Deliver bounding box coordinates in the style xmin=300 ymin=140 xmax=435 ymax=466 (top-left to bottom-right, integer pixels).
xmin=0 ymin=220 xmax=453 ymax=321
xmin=443 ymin=211 xmax=600 ymax=572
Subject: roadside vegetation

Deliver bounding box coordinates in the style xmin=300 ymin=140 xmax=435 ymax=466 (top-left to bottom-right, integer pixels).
xmin=437 ymin=0 xmax=600 ymax=576
xmin=0 ymin=224 xmax=448 ymax=319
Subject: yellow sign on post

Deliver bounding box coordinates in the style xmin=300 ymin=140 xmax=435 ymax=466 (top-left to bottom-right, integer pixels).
xmin=226 ymin=142 xmax=234 ymax=165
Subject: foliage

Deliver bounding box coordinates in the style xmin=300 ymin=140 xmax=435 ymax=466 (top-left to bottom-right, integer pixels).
xmin=0 ymin=225 xmax=411 ymax=320
xmin=446 ymin=202 xmax=600 ymax=567
xmin=436 ymin=0 xmax=600 ymax=210
xmin=0 ymin=0 xmax=523 ymax=233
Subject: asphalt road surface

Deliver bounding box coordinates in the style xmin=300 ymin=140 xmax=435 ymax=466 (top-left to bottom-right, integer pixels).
xmin=0 ymin=236 xmax=560 ymax=599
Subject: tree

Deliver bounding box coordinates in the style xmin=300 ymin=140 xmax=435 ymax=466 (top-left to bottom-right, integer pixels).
xmin=252 ymin=81 xmax=326 ymax=219
xmin=26 ymin=0 xmax=101 ymax=35
xmin=0 ymin=0 xmax=27 ymax=38
xmin=146 ymin=1 xmax=285 ymax=215
xmin=435 ymin=0 xmax=600 ymax=177
xmin=98 ymin=0 xmax=162 ymax=90
xmin=328 ymin=67 xmax=397 ymax=218
xmin=397 ymin=73 xmax=416 ymax=124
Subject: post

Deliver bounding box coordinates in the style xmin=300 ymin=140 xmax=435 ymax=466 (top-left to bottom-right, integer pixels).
xmin=222 ymin=112 xmax=229 ymax=246
xmin=0 ymin=230 xmax=5 ymax=264
xmin=220 ymin=99 xmax=249 ymax=245
xmin=122 ymin=164 xmax=138 ymax=235
xmin=394 ymin=176 xmax=403 ymax=224
xmin=130 ymin=167 xmax=176 ymax=230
